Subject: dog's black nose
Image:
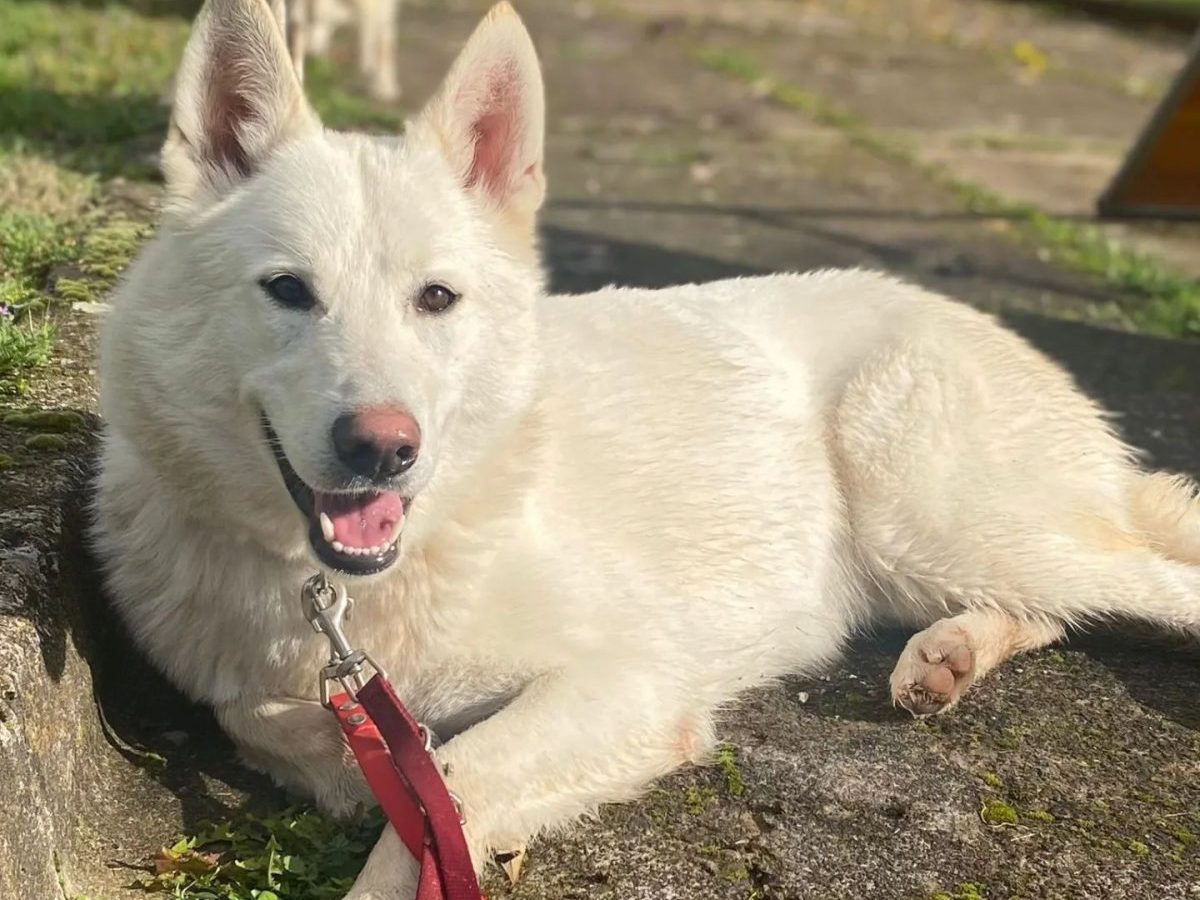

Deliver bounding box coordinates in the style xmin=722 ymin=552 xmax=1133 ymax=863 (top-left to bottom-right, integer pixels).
xmin=332 ymin=407 xmax=421 ymax=480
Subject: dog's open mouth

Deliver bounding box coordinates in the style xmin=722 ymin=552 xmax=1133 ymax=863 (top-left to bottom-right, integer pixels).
xmin=262 ymin=417 xmax=405 ymax=576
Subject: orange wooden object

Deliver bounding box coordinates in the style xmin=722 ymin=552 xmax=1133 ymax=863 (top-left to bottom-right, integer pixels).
xmin=1099 ymin=31 xmax=1200 ymax=219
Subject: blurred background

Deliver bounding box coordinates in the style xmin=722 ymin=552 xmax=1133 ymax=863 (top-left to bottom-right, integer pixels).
xmin=3 ymin=0 xmax=1200 ymax=345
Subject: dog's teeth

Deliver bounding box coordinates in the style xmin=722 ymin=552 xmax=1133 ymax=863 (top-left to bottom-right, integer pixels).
xmin=331 ymin=540 xmax=345 ymax=553
xmin=319 ymin=512 xmax=335 ymax=543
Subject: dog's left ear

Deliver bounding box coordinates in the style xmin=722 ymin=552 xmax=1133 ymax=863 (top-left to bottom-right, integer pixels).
xmin=413 ymin=2 xmax=546 ymax=232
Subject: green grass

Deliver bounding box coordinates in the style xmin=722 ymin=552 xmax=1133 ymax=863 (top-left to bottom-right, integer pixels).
xmin=134 ymin=806 xmax=386 ymax=900
xmin=0 ymin=315 xmax=55 ymax=394
xmin=0 ymin=2 xmax=190 ymax=173
xmin=691 ymin=43 xmax=1200 ymax=338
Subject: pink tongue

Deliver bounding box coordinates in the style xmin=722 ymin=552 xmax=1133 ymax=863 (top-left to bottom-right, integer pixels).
xmin=314 ymin=491 xmax=405 ymax=549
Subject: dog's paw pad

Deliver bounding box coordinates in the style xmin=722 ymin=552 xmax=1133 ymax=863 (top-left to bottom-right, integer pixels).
xmin=889 ymin=632 xmax=976 ymax=717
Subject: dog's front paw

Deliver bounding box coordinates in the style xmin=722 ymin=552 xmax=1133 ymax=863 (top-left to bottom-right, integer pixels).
xmin=342 ymin=824 xmax=420 ymax=900
xmin=889 ymin=626 xmax=976 ymax=716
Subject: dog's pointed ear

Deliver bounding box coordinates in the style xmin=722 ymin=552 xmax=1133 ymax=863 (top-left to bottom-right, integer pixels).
xmin=162 ymin=0 xmax=319 ymax=209
xmin=413 ymin=3 xmax=545 ymax=226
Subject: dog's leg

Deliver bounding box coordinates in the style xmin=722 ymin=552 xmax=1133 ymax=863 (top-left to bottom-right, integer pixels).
xmin=356 ymin=0 xmax=400 ymax=101
xmin=343 ymin=671 xmax=711 ymax=898
xmin=343 ymin=826 xmax=418 ymax=900
xmin=216 ymin=695 xmax=373 ymax=816
xmin=308 ymin=0 xmax=348 ymax=57
xmin=889 ymin=610 xmax=1065 ymax=715
xmin=285 ymin=0 xmax=310 ymax=83
xmin=836 ymin=333 xmax=1200 ymax=712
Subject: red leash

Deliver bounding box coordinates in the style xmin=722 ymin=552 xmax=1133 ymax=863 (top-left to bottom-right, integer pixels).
xmin=303 ymin=574 xmax=485 ymax=900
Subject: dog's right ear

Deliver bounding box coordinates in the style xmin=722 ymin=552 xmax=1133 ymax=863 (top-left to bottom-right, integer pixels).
xmin=162 ymin=0 xmax=319 ymax=210
xmin=412 ymin=3 xmax=545 ymax=238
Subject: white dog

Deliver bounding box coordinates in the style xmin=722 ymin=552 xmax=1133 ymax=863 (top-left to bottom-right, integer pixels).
xmin=273 ymin=0 xmax=401 ymax=100
xmin=93 ymin=1 xmax=1200 ymax=896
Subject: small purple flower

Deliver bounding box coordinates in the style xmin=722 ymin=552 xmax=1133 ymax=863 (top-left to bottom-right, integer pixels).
xmin=0 ymin=304 xmax=12 ymax=319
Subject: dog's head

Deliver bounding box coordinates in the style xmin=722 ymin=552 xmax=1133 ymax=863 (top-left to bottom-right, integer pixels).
xmin=101 ymin=0 xmax=545 ymax=577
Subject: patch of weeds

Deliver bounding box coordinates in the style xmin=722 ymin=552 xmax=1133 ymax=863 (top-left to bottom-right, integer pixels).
xmin=952 ymin=180 xmax=1200 ymax=335
xmin=0 ymin=211 xmax=77 ymax=309
xmin=0 ymin=314 xmax=54 ymax=394
xmin=980 ymin=798 xmax=1018 ymax=826
xmin=136 ymin=806 xmax=385 ymax=900
xmin=716 ymin=745 xmax=745 ymax=798
xmin=691 ymin=45 xmax=905 ymax=161
xmin=2 ymin=206 xmax=147 ymax=317
xmin=138 ymin=750 xmax=169 ymax=776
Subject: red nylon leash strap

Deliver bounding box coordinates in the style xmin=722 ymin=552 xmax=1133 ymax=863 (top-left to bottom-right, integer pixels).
xmin=331 ymin=675 xmax=484 ymax=900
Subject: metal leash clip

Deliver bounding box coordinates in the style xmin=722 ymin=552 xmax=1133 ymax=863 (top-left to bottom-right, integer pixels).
xmin=301 ymin=571 xmax=466 ymax=826
xmin=301 ymin=572 xmax=388 ymax=707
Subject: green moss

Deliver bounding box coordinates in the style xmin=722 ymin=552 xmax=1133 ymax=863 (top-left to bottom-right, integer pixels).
xmin=1026 ymin=808 xmax=1055 ymax=824
xmin=1165 ymin=823 xmax=1195 ymax=847
xmin=981 ymin=799 xmax=1019 ymax=826
xmin=930 ymin=884 xmax=986 ymax=900
xmin=51 ymin=277 xmax=94 ymax=303
xmin=23 ymin=432 xmax=68 ymax=452
xmin=0 ymin=453 xmax=14 ymax=470
xmin=979 ymin=771 xmax=1004 ymax=790
xmin=993 ymin=727 xmax=1024 ymax=750
xmin=78 ymin=216 xmax=148 ymax=282
xmin=684 ymin=786 xmax=716 ymax=815
xmin=722 ymin=863 xmax=750 ymax=883
xmin=716 ymin=745 xmax=745 ymax=798
xmin=1128 ymin=839 xmax=1151 ymax=857
xmin=4 ymin=408 xmax=83 ymax=432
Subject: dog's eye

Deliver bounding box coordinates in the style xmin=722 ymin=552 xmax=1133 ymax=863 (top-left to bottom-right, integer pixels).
xmin=260 ymin=273 xmax=317 ymax=311
xmin=416 ymin=283 xmax=459 ymax=314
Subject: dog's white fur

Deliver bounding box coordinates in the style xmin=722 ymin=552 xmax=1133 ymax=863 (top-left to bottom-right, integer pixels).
xmin=94 ymin=1 xmax=1200 ymax=896
xmin=273 ymin=0 xmax=401 ymax=101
